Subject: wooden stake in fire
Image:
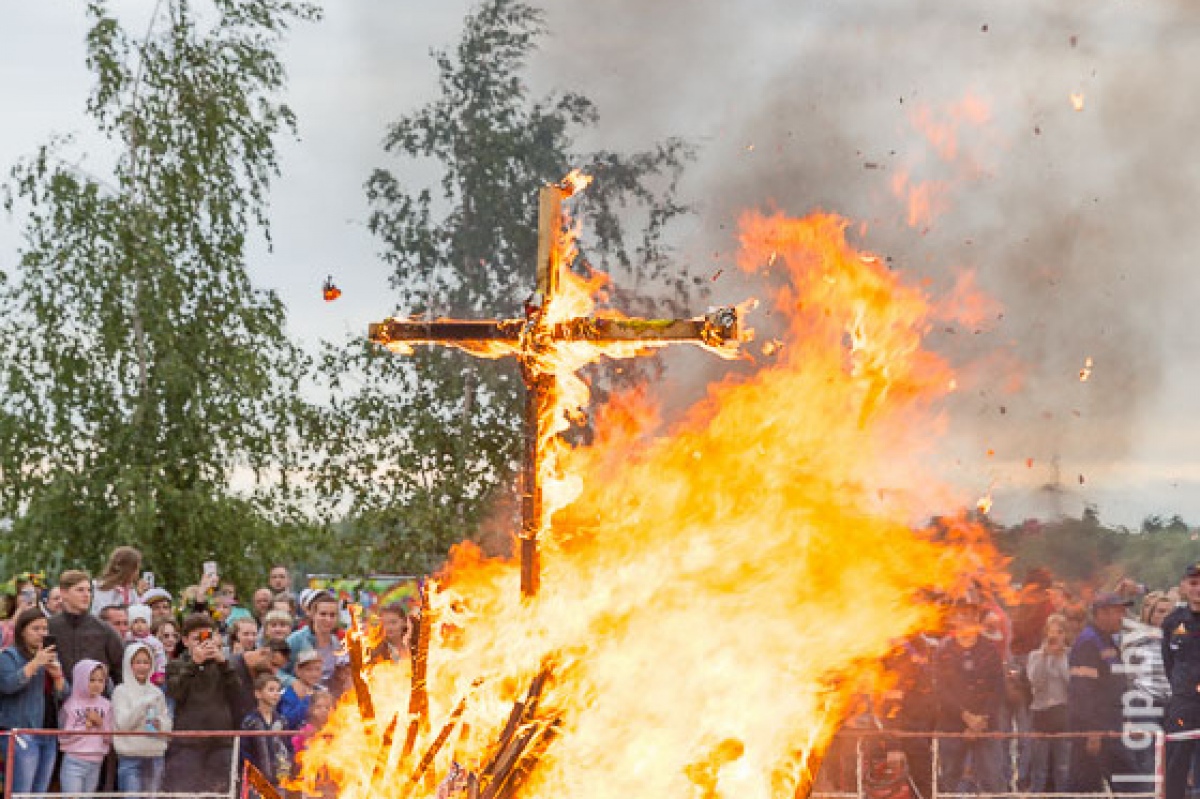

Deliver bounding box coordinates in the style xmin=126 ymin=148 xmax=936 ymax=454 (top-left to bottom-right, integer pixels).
xmin=369 ymin=176 xmax=745 ymax=598
xmin=401 ymin=581 xmax=434 ymax=762
xmin=346 ymin=606 xmax=376 ymax=731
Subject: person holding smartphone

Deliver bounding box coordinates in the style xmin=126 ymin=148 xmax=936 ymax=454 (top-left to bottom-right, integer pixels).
xmin=164 ymin=613 xmax=241 ymax=794
xmin=0 ymin=608 xmax=69 ymax=795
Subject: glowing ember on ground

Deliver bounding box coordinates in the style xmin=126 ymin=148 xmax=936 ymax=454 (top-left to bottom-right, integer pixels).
xmin=302 ymin=197 xmax=1001 ymax=799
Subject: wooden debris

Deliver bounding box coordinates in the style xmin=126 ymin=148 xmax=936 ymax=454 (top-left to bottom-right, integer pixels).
xmin=243 ymin=761 xmax=283 ymax=799
xmin=478 ymin=661 xmax=557 ymax=799
xmin=492 ymin=716 xmax=563 ymax=799
xmin=401 ymin=683 xmax=479 ymax=799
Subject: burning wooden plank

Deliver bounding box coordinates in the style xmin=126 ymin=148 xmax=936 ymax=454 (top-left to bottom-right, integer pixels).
xmin=400 ymin=682 xmax=479 ymax=799
xmin=346 ymin=606 xmax=376 ymax=730
xmin=490 ymin=715 xmax=563 ymax=799
xmin=401 ymin=582 xmax=434 ymax=762
xmin=367 ymin=712 xmax=401 ymax=796
xmin=477 ymin=661 xmax=557 ymax=799
xmin=242 ymin=760 xmax=283 ymax=799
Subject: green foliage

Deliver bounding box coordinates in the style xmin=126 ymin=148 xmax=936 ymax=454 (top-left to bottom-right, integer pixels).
xmin=996 ymin=510 xmax=1199 ymax=590
xmin=308 ymin=0 xmax=697 ymax=571
xmin=0 ymin=0 xmax=322 ymax=591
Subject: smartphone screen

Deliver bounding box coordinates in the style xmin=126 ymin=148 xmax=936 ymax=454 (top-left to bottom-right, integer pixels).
xmin=202 ymin=561 xmax=218 ymax=577
xmin=43 ymin=634 xmax=57 ymax=650
xmin=142 ymin=571 xmax=155 ymax=589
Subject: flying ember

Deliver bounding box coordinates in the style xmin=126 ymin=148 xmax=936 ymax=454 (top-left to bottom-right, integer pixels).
xmin=300 ymin=181 xmax=1000 ymax=799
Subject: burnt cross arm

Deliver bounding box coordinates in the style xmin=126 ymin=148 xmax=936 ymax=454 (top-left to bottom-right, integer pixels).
xmin=367 ymin=311 xmax=742 ymax=351
xmin=368 ymin=181 xmax=746 ymax=598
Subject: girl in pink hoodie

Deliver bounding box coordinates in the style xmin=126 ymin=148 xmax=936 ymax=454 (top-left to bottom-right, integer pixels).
xmin=58 ymin=659 xmax=113 ymax=795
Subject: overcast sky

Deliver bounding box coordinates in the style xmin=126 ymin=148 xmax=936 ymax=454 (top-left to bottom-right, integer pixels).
xmin=4 ymin=1 xmax=1200 ymax=529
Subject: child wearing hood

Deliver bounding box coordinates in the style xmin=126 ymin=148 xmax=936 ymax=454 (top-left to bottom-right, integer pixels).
xmin=113 ymin=641 xmax=173 ymax=795
xmin=58 ymin=658 xmax=113 ymax=795
xmin=127 ymin=603 xmax=168 ymax=685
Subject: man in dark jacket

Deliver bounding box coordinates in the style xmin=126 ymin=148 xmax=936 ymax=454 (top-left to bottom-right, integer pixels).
xmin=1163 ymin=563 xmax=1200 ymax=799
xmin=1068 ymin=591 xmax=1138 ymax=794
xmin=47 ymin=569 xmax=124 ymax=686
xmin=935 ymin=602 xmax=1005 ymax=795
xmin=164 ymin=613 xmax=242 ymax=794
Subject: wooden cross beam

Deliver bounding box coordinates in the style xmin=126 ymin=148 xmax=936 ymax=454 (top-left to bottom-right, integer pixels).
xmin=369 ymin=179 xmax=744 ymax=598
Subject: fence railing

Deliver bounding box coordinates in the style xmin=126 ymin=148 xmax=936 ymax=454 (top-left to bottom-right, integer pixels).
xmin=812 ymin=729 xmax=1167 ymax=799
xmin=0 ymin=727 xmax=1185 ymax=799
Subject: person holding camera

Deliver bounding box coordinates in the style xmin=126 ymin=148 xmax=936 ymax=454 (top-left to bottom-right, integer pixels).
xmin=163 ymin=613 xmax=242 ymax=794
xmin=0 ymin=607 xmax=68 ymax=795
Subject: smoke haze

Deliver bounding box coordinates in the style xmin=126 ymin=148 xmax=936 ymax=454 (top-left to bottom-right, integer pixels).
xmin=530 ymin=0 xmax=1200 ymax=523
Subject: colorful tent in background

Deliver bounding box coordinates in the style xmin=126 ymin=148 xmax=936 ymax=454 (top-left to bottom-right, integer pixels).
xmin=306 ymin=573 xmax=419 ymax=615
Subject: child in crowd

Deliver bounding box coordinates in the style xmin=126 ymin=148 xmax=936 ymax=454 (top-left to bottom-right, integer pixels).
xmin=242 ymin=672 xmax=293 ymax=787
xmin=291 ymin=689 xmax=333 ymax=757
xmin=154 ymin=617 xmax=183 ymax=660
xmin=279 ymin=649 xmax=323 ymax=729
xmin=128 ymin=603 xmax=168 ymax=684
xmin=113 ymin=642 xmax=173 ymax=795
xmin=229 ymin=616 xmax=260 ymax=655
xmin=292 ymin=690 xmax=336 ymax=799
xmin=59 ymin=659 xmax=113 ymax=795
xmin=1027 ymin=613 xmax=1071 ymax=792
xmin=262 ymin=609 xmax=295 ymax=647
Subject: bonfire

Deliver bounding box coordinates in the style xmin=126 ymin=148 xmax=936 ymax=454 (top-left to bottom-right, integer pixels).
xmin=291 ymin=176 xmax=999 ymax=799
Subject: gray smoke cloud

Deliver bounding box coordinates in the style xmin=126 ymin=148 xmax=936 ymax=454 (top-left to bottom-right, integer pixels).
xmin=528 ymin=0 xmax=1200 ymax=522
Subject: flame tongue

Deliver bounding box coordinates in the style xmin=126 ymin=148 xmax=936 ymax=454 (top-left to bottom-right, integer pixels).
xmin=302 ymin=209 xmax=997 ymax=798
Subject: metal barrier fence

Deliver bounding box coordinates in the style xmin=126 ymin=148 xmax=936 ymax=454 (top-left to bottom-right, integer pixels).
xmin=0 ymin=728 xmax=298 ymax=799
xmin=812 ymin=729 xmax=1167 ymax=799
xmin=1 ymin=727 xmax=1187 ymax=799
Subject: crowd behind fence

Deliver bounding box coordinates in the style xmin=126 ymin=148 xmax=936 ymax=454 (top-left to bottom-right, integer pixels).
xmin=0 ymin=728 xmax=301 ymax=798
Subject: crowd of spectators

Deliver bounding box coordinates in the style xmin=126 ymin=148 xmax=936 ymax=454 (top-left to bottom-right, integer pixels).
xmin=0 ymin=547 xmax=413 ymax=797
xmin=826 ymin=564 xmax=1200 ymax=799
xmin=6 ymin=546 xmax=1200 ymax=799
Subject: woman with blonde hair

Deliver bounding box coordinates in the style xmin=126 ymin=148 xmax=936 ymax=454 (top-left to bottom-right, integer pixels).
xmin=91 ymin=546 xmax=143 ymax=614
xmin=1119 ymin=589 xmax=1172 ymax=774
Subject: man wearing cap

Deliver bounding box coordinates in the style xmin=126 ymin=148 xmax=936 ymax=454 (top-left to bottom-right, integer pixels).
xmin=141 ymin=588 xmax=175 ymax=627
xmin=1162 ymin=563 xmax=1200 ymax=799
xmin=1067 ymin=591 xmax=1136 ymax=794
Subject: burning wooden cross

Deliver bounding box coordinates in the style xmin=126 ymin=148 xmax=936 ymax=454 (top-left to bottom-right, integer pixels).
xmin=369 ymin=174 xmax=745 ymax=597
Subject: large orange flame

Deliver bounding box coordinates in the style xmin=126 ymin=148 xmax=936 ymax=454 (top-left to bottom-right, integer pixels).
xmin=299 ymin=206 xmax=1001 ymax=799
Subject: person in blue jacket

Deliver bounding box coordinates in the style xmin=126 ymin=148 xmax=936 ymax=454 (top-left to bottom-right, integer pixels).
xmin=0 ymin=607 xmax=69 ymax=795
xmin=1068 ymin=591 xmax=1137 ymax=794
